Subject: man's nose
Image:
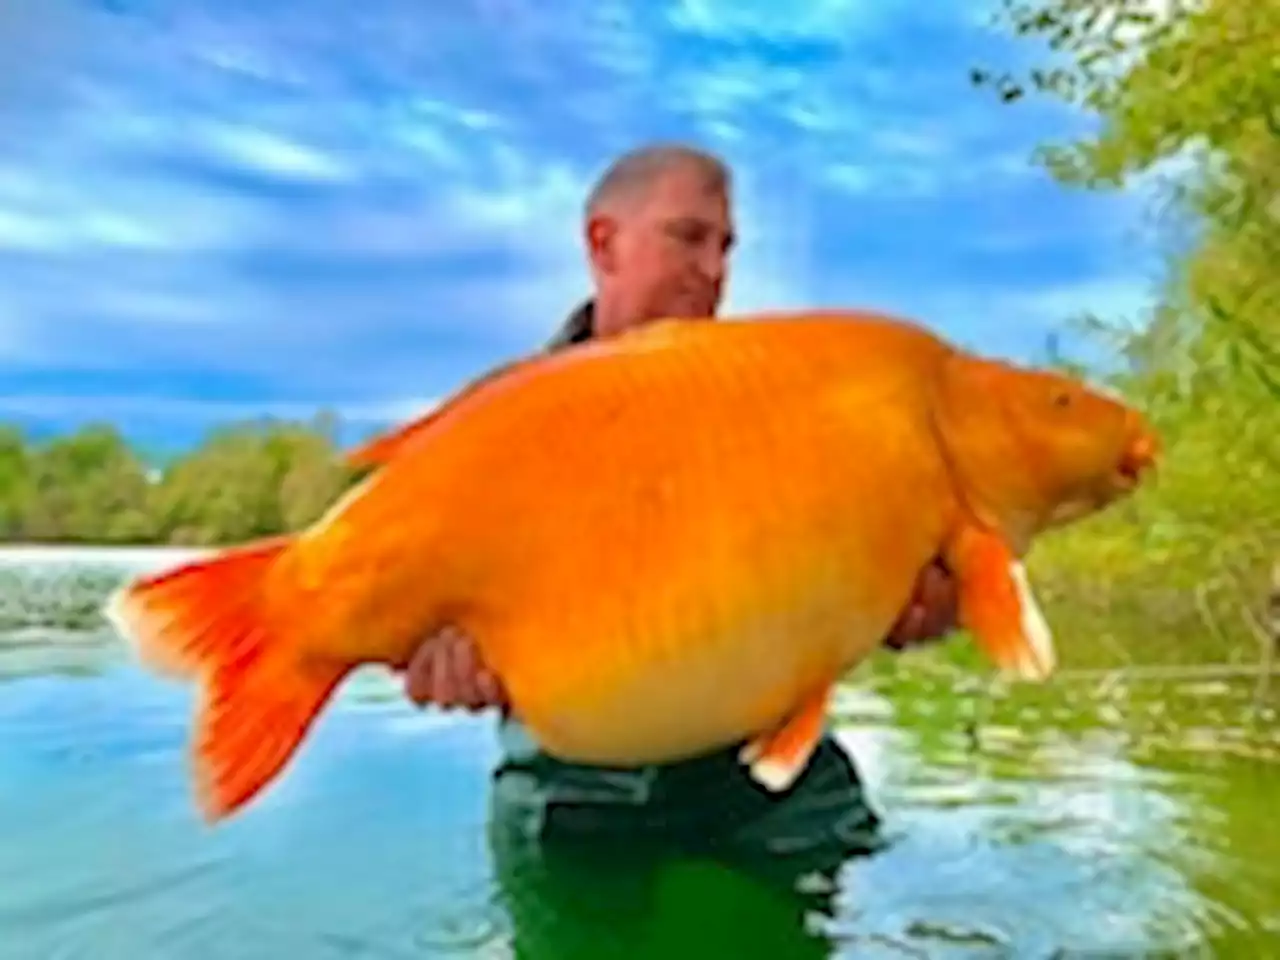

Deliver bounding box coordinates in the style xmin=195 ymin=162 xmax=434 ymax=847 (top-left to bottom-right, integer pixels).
xmin=697 ymin=244 xmax=727 ymax=283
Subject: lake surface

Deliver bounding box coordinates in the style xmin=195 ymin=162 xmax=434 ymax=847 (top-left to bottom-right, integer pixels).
xmin=1 ymin=547 xmax=1277 ymax=958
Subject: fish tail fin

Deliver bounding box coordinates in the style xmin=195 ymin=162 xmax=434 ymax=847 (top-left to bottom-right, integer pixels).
xmin=104 ymin=536 xmax=351 ymax=822
xmin=104 ymin=536 xmax=292 ymax=679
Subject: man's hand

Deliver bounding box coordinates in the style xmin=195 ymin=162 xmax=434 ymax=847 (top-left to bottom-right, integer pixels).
xmin=403 ymin=625 xmax=508 ymax=710
xmin=884 ymin=560 xmax=958 ymax=651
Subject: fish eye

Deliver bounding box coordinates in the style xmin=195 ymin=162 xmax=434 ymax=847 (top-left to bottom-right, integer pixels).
xmin=1052 ymin=390 xmax=1072 ymax=408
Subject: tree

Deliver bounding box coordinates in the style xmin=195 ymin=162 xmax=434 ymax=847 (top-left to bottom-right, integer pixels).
xmin=149 ymin=415 xmax=355 ymax=545
xmin=972 ymin=0 xmax=1280 ymax=664
xmin=0 ymin=425 xmax=31 ymax=539
xmin=972 ymin=0 xmax=1279 ymax=399
xmin=17 ymin=424 xmax=157 ymax=543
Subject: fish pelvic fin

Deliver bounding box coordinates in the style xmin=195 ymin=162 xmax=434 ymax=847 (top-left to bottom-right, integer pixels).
xmin=739 ymin=684 xmax=832 ymax=793
xmin=103 ymin=536 xmax=351 ymax=822
xmin=944 ymin=524 xmax=1056 ymax=682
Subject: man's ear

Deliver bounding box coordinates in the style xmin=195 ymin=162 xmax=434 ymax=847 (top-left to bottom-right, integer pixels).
xmin=586 ymin=214 xmax=618 ymax=274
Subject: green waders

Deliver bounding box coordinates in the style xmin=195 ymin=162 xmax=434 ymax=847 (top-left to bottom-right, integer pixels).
xmin=484 ymin=718 xmax=884 ymax=959
xmin=487 ymin=715 xmax=885 ymax=866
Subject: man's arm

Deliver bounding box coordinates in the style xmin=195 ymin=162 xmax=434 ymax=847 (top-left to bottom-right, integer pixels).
xmin=884 ymin=559 xmax=958 ymax=651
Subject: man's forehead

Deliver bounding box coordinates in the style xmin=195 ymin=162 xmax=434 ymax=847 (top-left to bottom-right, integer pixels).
xmin=648 ymin=165 xmax=726 ymax=202
xmin=645 ymin=169 xmax=730 ymax=223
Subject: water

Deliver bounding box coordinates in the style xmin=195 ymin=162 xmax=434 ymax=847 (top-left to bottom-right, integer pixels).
xmin=1 ymin=548 xmax=1277 ymax=958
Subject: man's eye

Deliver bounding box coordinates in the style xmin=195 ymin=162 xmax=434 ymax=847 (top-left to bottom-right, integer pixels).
xmin=667 ymin=222 xmax=705 ymax=245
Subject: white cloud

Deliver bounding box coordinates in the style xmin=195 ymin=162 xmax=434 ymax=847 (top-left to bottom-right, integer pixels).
xmin=901 ymin=275 xmax=1160 ymax=362
xmin=0 ymin=205 xmax=179 ymax=252
xmin=1009 ymin=276 xmax=1158 ymax=328
xmin=720 ymin=168 xmax=823 ymax=312
xmin=0 ymin=100 xmax=601 ymax=378
xmin=0 ymin=156 xmax=283 ymax=254
xmin=667 ymin=0 xmax=879 ymax=42
xmin=0 ymin=208 xmax=61 ymax=250
xmin=196 ymin=123 xmax=354 ymax=183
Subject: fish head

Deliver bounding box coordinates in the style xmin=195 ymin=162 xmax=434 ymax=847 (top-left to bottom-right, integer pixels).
xmin=939 ymin=356 xmax=1160 ymax=547
xmin=1010 ymin=370 xmax=1158 ymax=522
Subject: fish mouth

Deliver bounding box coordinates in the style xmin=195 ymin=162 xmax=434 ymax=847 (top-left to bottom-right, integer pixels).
xmin=1044 ymin=427 xmax=1160 ymax=529
xmin=1113 ymin=429 xmax=1160 ymax=492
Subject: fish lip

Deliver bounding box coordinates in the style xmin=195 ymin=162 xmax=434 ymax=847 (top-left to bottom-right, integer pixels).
xmin=1114 ymin=431 xmax=1159 ymax=489
xmin=1106 ymin=464 xmax=1146 ymax=499
xmin=1113 ymin=464 xmax=1143 ymax=489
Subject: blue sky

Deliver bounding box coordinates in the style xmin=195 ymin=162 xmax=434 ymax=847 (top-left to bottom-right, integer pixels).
xmin=0 ymin=0 xmax=1171 ymax=454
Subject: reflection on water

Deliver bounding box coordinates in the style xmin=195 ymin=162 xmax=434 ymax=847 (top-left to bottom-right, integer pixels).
xmin=490 ymin=822 xmax=837 ymax=959
xmin=1 ymin=549 xmax=1277 ymax=957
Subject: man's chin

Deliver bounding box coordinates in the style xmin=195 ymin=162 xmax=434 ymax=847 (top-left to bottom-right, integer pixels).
xmin=664 ymin=294 xmax=719 ymax=319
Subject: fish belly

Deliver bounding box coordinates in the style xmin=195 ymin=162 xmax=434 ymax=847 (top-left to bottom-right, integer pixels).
xmin=492 ymin=548 xmax=922 ymax=767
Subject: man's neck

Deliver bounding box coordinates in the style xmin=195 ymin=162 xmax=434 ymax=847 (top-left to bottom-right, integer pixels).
xmin=589 ymin=296 xmax=643 ymax=339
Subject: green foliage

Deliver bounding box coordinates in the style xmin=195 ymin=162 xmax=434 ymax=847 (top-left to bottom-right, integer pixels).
xmin=0 ymin=415 xmax=360 ymax=546
xmin=975 ymin=0 xmax=1280 ymax=665
xmin=0 ymin=425 xmax=31 ymax=539
xmin=16 ymin=424 xmax=157 ymax=544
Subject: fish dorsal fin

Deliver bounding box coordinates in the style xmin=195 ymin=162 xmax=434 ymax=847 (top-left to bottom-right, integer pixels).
xmin=344 ymin=411 xmax=439 ymax=471
xmin=343 ymin=319 xmax=706 ymax=471
xmin=343 ymin=353 xmax=547 ymax=470
xmin=345 ymin=396 xmax=484 ymax=471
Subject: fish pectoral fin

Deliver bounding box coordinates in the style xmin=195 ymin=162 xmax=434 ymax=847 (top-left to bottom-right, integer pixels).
xmin=739 ymin=684 xmax=832 ymax=793
xmin=944 ymin=524 xmax=1057 ymax=682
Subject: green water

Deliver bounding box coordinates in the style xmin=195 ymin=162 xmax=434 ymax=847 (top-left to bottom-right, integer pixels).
xmin=1 ymin=550 xmax=1277 ymax=957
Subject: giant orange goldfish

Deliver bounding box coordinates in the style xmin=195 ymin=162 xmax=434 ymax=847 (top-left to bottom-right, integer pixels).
xmin=105 ymin=309 xmax=1159 ymax=822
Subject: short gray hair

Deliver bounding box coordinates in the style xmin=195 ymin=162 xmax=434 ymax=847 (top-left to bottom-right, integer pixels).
xmin=584 ymin=142 xmax=731 ymax=218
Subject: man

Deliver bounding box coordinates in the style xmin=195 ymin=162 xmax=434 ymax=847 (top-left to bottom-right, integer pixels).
xmin=404 ymin=142 xmax=957 ymax=865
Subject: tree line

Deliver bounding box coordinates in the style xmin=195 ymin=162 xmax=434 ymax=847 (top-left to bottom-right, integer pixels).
xmin=0 ymin=414 xmax=360 ymax=545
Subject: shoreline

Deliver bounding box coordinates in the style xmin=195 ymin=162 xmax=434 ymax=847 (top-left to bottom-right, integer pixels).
xmin=0 ymin=544 xmax=209 ymax=569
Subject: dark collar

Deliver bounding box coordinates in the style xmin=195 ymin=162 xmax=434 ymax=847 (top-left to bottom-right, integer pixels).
xmin=546 ymin=299 xmax=595 ymax=351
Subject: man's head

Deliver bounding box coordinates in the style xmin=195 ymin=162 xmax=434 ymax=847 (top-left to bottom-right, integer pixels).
xmin=583 ymin=143 xmax=735 ymax=337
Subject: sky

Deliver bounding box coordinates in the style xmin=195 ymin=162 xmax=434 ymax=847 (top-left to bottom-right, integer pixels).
xmin=0 ymin=0 xmax=1173 ymax=455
